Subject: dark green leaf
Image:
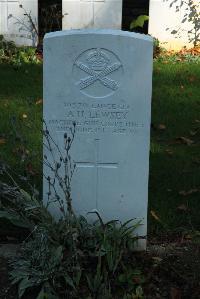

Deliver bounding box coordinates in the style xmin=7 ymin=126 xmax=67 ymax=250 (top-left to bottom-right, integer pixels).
xmin=0 ymin=210 xmax=31 ymax=229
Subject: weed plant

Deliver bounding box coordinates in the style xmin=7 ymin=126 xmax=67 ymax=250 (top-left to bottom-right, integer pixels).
xmin=0 ymin=35 xmax=41 ymax=67
xmin=0 ymin=126 xmax=143 ymax=299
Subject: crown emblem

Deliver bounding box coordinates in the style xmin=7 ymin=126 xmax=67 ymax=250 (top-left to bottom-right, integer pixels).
xmin=75 ymin=48 xmax=122 ymax=93
xmin=87 ymin=49 xmax=110 ymax=71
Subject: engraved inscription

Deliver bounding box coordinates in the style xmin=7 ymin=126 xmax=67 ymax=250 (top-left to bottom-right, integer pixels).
xmin=48 ymin=101 xmax=145 ymax=135
xmin=73 ymin=48 xmax=123 ymax=98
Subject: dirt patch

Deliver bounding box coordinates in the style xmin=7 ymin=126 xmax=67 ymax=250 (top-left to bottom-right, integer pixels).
xmin=144 ymin=242 xmax=200 ymax=298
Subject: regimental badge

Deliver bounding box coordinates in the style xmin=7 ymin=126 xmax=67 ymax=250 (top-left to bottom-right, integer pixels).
xmin=73 ymin=48 xmax=123 ymax=98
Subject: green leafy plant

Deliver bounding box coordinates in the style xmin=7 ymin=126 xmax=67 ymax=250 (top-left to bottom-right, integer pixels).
xmin=0 ymin=34 xmax=40 ymax=66
xmin=12 ymin=47 xmax=41 ymax=66
xmin=0 ymin=127 xmax=143 ymax=298
xmin=130 ymin=15 xmax=149 ymax=31
xmin=0 ymin=35 xmax=17 ymax=62
xmin=118 ymin=268 xmax=145 ymax=294
xmin=152 ymin=37 xmax=166 ymax=58
xmin=7 ymin=204 xmax=141 ymax=298
xmin=123 ymin=286 xmax=144 ymax=299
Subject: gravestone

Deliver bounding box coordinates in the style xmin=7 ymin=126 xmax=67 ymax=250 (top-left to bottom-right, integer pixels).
xmin=44 ymin=29 xmax=153 ymax=250
xmin=62 ymin=0 xmax=123 ymax=30
xmin=0 ymin=0 xmax=38 ymax=46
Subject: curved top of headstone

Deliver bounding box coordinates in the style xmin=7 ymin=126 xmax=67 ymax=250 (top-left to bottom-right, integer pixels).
xmin=44 ymin=29 xmax=153 ymax=43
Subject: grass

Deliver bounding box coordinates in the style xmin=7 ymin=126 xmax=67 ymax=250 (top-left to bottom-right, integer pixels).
xmin=150 ymin=62 xmax=200 ymax=235
xmin=0 ymin=63 xmax=43 ymax=187
xmin=0 ymin=60 xmax=199 ymax=237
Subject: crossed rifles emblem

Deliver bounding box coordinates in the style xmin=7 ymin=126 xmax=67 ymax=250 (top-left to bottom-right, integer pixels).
xmin=75 ymin=49 xmax=122 ymax=91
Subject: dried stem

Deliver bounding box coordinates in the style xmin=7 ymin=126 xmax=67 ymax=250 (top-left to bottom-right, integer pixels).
xmin=43 ymin=120 xmax=76 ymax=221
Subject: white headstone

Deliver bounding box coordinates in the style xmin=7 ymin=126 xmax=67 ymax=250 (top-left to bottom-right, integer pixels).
xmin=43 ymin=29 xmax=153 ymax=250
xmin=0 ymin=0 xmax=38 ymax=46
xmin=62 ymin=0 xmax=123 ymax=30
